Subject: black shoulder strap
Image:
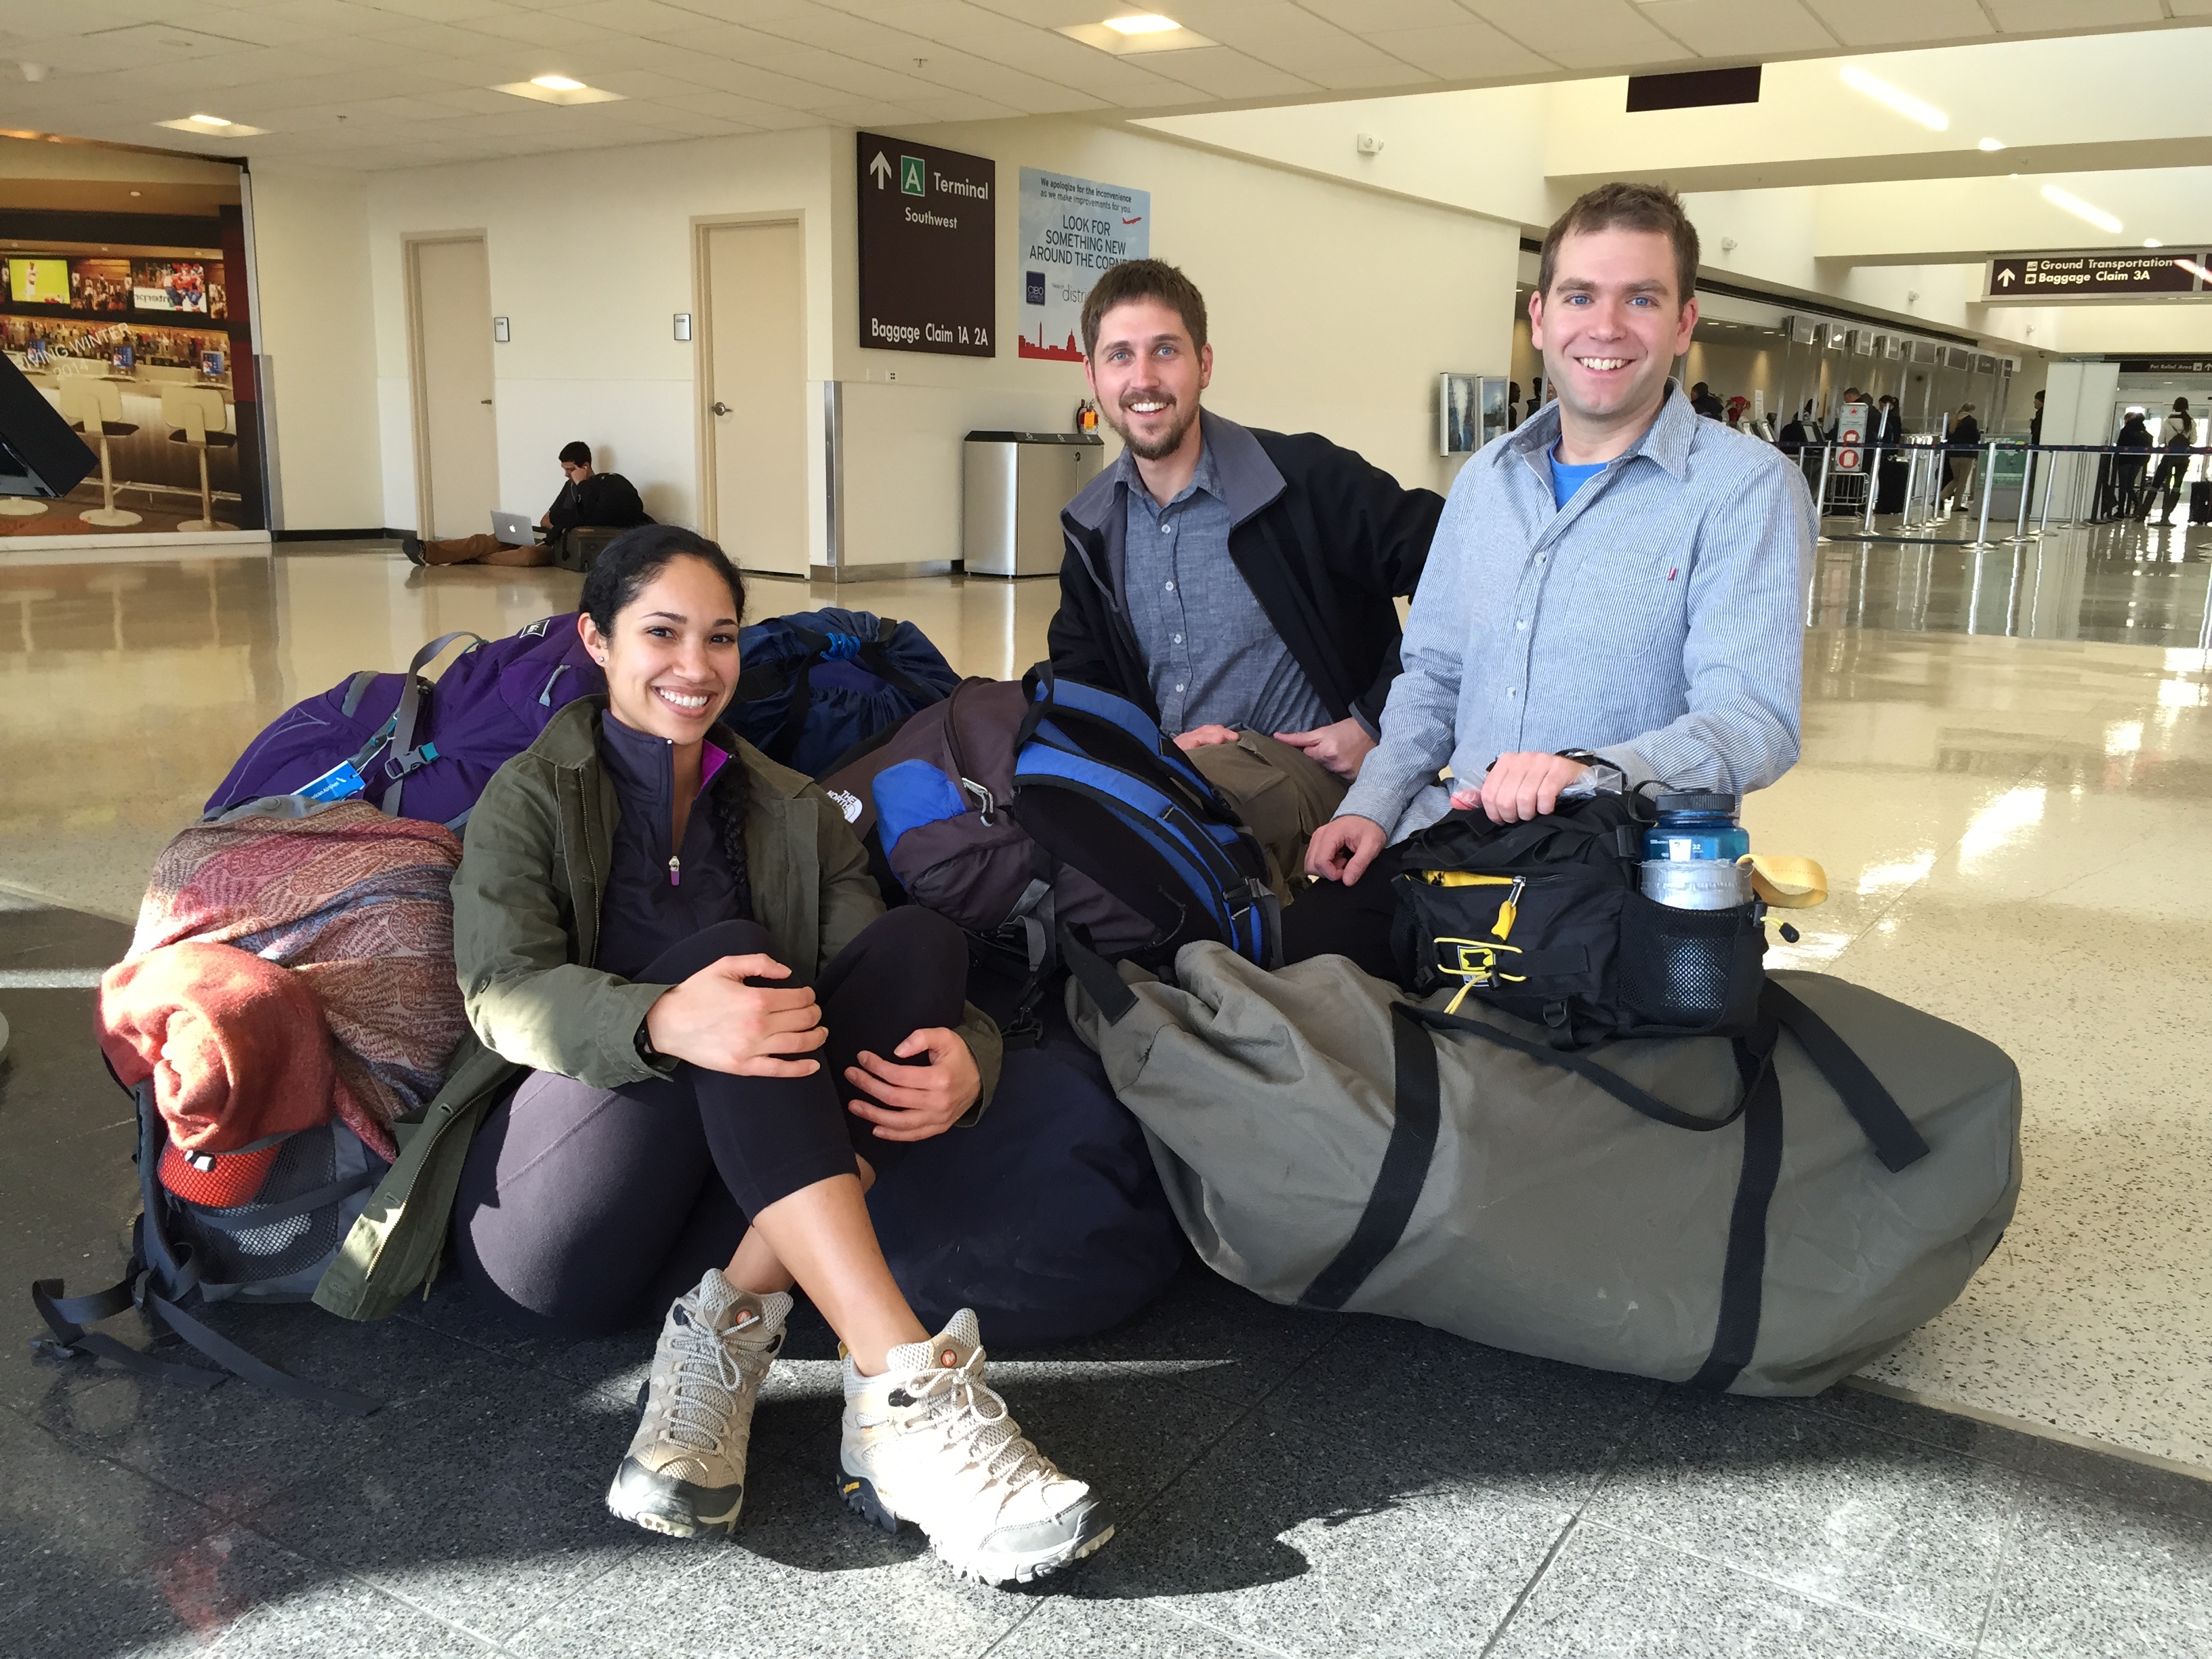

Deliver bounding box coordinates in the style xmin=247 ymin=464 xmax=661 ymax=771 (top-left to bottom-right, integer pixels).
xmin=1761 ymin=981 xmax=1929 ymax=1172
xmin=1685 ymin=1035 xmax=1786 ymax=1392
xmin=1298 ymin=1003 xmax=1443 ymax=1311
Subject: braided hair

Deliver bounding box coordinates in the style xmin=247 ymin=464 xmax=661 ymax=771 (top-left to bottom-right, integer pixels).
xmin=579 ymin=526 xmax=755 ymax=920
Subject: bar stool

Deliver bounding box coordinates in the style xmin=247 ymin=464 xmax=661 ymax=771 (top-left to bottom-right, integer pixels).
xmin=56 ymin=377 xmax=142 ymax=527
xmin=159 ymin=384 xmax=237 ymax=531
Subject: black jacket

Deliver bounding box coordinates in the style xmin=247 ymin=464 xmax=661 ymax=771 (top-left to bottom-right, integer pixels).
xmin=1049 ymin=412 xmax=1441 ymax=734
xmin=548 ymin=472 xmax=652 ymax=531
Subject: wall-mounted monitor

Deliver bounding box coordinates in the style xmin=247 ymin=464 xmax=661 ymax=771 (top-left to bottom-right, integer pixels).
xmin=6 ymin=257 xmax=71 ymax=305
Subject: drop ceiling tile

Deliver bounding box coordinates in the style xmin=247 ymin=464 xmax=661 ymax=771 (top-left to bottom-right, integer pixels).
xmin=1635 ymin=0 xmax=1840 ymax=56
xmin=1136 ymin=45 xmax=1318 ymax=100
xmin=956 ymin=1 xmax=1115 ymax=24
xmin=1361 ymin=20 xmax=1554 ymax=79
xmin=721 ymin=47 xmax=945 ymax=98
xmin=899 ymin=90 xmax=1031 ymax=120
xmin=438 ymin=12 xmax=628 ymax=49
xmin=583 ymin=66 xmax=728 ymax=98
xmin=657 ymin=88 xmax=819 ymax=126
xmin=542 ymin=0 xmax=731 ymax=30
xmin=878 ymin=49 xmax=1105 ymax=110
xmin=417 ymin=85 xmax=535 ymax=115
xmin=1463 ymin=0 xmax=1694 ymax=71
xmin=339 ymin=0 xmax=518 ymax=20
xmin=623 ymin=106 xmax=764 ymax=137
xmin=1798 ymin=0 xmax=1997 ymax=47
xmin=1300 ymin=0 xmax=1476 ymax=27
xmin=1986 ymin=0 xmax=2163 ymax=30
xmin=648 ymin=56 xmax=840 ymax=102
xmin=802 ymin=98 xmax=934 ymax=125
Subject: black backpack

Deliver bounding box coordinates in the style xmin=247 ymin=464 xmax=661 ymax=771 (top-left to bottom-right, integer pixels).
xmin=1389 ymin=792 xmax=1766 ymax=1046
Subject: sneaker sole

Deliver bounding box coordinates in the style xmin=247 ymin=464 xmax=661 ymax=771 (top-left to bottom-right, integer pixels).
xmin=834 ymin=1469 xmax=1116 ymax=1586
xmin=607 ymin=1457 xmax=744 ymax=1540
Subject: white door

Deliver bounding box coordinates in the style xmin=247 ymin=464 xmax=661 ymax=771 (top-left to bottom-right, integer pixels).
xmin=409 ymin=237 xmax=499 ymax=539
xmin=703 ymin=220 xmax=807 ymax=575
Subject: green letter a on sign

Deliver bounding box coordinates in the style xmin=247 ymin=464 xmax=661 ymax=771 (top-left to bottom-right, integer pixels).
xmin=900 ymin=156 xmax=926 ymax=197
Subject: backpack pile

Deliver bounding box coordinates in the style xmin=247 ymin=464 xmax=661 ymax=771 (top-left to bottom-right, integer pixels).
xmin=724 ymin=606 xmax=959 ymax=777
xmin=1067 ymin=942 xmax=2022 ymax=1396
xmin=203 ymin=608 xmax=958 ymax=831
xmin=819 ymin=668 xmax=1280 ymax=1037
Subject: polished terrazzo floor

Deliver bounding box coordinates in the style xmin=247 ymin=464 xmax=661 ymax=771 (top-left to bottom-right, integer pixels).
xmin=1 ymin=523 xmax=2208 ymax=1655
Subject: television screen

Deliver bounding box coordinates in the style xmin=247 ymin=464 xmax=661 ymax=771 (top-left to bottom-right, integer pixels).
xmin=131 ymin=260 xmax=209 ymax=314
xmin=72 ymin=258 xmax=130 ymax=314
xmin=200 ymin=348 xmax=224 ymax=380
xmin=109 ymin=343 xmax=134 ymax=371
xmin=7 ymin=258 xmax=71 ymax=306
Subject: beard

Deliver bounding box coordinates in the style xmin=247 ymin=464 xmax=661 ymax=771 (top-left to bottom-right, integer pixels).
xmin=1104 ymin=390 xmax=1198 ymax=462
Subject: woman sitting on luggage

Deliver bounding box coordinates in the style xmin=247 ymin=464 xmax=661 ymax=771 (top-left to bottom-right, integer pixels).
xmin=448 ymin=525 xmax=1111 ymax=1582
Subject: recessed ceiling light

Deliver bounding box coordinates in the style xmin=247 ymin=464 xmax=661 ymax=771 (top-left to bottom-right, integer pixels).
xmin=493 ymin=77 xmax=623 ymax=105
xmin=1839 ymin=65 xmax=1948 ymax=131
xmin=155 ymin=115 xmax=268 ymax=136
xmin=2043 ymin=184 xmax=2122 ymax=235
xmin=1103 ymin=12 xmax=1180 ymax=30
xmin=1978 ymin=137 xmax=2005 ymax=152
xmin=128 ymin=190 xmax=140 ymax=198
xmin=1059 ymin=12 xmax=1214 ymax=52
xmin=2146 ymin=239 xmax=2164 ymax=248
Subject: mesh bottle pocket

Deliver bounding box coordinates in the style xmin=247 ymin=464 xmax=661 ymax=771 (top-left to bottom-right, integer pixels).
xmin=1618 ymin=893 xmax=1763 ymax=1035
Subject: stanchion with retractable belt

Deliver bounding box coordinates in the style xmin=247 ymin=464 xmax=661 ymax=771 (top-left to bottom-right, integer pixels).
xmin=1971 ymin=440 xmax=1999 ymax=546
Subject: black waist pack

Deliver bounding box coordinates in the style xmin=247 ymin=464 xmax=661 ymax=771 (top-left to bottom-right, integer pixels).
xmin=1389 ymin=794 xmax=1765 ymax=1046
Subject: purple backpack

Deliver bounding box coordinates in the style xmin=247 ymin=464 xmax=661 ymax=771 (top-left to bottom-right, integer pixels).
xmin=205 ymin=616 xmax=605 ymax=830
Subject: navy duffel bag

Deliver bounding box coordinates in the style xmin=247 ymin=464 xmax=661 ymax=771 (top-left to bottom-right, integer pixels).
xmin=867 ymin=1011 xmax=1185 ymax=1349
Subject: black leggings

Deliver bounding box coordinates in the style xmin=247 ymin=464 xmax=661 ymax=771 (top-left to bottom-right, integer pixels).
xmin=453 ymin=907 xmax=968 ymax=1338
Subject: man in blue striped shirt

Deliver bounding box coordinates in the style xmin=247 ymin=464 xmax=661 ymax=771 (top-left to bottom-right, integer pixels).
xmin=1296 ymin=183 xmax=1814 ymax=968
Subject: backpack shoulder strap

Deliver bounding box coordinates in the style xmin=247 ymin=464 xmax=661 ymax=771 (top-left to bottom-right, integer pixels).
xmin=379 ymin=630 xmax=483 ymax=816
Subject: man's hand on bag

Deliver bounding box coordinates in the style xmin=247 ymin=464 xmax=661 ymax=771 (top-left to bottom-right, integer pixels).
xmin=645 ymin=954 xmax=824 ymax=1076
xmin=1466 ymin=753 xmax=1590 ymax=825
xmin=1274 ymin=717 xmax=1376 ymax=780
xmin=846 ymin=1027 xmax=979 ymax=1142
xmin=1173 ymin=724 xmax=1240 ymax=750
xmin=1305 ymin=815 xmax=1387 ymax=884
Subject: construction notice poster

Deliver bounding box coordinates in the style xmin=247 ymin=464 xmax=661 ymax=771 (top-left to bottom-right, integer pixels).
xmin=857 ymin=132 xmax=994 ymax=357
xmin=1018 ymin=168 xmax=1150 ymax=361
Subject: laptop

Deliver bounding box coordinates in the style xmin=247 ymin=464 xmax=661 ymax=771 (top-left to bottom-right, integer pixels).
xmin=490 ymin=510 xmax=540 ymax=546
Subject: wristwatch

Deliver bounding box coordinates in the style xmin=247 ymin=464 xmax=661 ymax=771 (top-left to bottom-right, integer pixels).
xmin=634 ymin=1017 xmax=665 ymax=1070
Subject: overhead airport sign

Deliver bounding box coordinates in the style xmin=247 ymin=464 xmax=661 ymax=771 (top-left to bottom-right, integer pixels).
xmin=1988 ymin=252 xmax=2207 ymax=300
xmin=857 ymin=132 xmax=994 ymax=357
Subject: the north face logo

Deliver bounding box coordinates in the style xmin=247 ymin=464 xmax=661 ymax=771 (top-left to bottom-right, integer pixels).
xmin=827 ymin=787 xmax=863 ymax=823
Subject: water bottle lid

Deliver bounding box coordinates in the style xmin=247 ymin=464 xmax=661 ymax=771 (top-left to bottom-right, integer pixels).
xmin=1655 ymin=790 xmax=1739 ymax=815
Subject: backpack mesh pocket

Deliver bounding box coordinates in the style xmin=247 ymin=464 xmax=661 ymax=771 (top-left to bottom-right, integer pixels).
xmin=169 ymin=1126 xmax=349 ymax=1292
xmin=1618 ymin=893 xmax=1764 ymax=1036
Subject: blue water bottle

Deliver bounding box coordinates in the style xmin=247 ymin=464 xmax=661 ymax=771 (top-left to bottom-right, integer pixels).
xmin=1640 ymin=792 xmax=1750 ymax=909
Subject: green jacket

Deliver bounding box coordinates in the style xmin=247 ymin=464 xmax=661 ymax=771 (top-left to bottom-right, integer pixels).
xmin=313 ymin=697 xmax=1002 ymax=1322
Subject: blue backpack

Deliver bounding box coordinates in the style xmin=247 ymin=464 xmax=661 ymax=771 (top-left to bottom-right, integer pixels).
xmin=819 ymin=668 xmax=1282 ymax=1040
xmin=726 ymin=607 xmax=958 ymax=777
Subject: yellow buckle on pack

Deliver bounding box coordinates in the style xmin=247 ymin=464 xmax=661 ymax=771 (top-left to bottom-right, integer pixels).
xmin=1433 ymin=937 xmax=1528 ymax=1013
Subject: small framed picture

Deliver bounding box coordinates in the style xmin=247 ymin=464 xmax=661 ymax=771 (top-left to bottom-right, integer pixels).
xmin=1439 ymin=373 xmax=1511 ymax=455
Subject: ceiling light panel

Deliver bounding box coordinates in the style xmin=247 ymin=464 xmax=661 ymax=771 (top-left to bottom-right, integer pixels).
xmin=493 ymin=78 xmax=625 ymax=106
xmin=1838 ymin=65 xmax=1948 ymax=131
xmin=155 ymin=115 xmax=269 ymax=136
xmin=2042 ymin=184 xmax=2122 ymax=234
xmin=1058 ymin=16 xmax=1216 ymax=54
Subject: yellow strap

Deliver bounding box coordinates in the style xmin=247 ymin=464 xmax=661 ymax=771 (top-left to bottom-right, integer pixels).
xmin=1739 ymin=853 xmax=1827 ymax=908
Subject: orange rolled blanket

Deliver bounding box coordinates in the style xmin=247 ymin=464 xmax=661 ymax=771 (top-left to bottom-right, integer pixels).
xmin=98 ymin=941 xmax=344 ymax=1155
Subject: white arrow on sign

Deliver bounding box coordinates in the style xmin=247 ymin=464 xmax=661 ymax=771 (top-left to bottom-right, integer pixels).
xmin=1996 ymin=267 xmax=2017 ymax=286
xmin=869 ymin=151 xmax=893 ymax=189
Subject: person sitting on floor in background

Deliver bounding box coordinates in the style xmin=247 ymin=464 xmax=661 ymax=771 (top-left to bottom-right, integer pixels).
xmin=1689 ymin=380 xmax=1725 ymax=419
xmin=402 ymin=441 xmax=652 ymax=567
xmin=441 ymin=526 xmax=1111 ymax=1582
xmin=1049 ymin=258 xmax=1443 ymax=895
xmin=1293 ymin=182 xmax=1815 ymax=980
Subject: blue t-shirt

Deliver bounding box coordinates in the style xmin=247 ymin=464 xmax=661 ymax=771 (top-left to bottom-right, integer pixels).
xmin=1550 ymin=449 xmax=1607 ymax=508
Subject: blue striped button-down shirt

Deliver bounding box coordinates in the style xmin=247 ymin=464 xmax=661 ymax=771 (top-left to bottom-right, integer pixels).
xmin=1338 ymin=385 xmax=1816 ymax=841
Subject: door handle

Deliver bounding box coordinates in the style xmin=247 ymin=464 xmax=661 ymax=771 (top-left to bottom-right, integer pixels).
xmin=479 ymin=398 xmax=492 ymax=405
xmin=711 ymin=401 xmax=732 ymax=416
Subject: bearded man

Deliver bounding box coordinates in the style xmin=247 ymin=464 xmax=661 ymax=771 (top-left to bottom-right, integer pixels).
xmin=1048 ymin=259 xmax=1443 ymax=888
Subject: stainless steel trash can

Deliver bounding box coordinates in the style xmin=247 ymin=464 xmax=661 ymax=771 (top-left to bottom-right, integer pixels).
xmin=962 ymin=430 xmax=1105 ymax=577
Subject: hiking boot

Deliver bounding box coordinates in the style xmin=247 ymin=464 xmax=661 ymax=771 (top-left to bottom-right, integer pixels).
xmin=398 ymin=533 xmax=426 ymax=566
xmin=607 ymin=1271 xmax=790 ymax=1539
xmin=837 ymin=1310 xmax=1113 ymax=1586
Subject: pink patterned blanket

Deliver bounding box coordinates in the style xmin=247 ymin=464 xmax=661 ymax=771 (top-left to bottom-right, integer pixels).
xmin=107 ymin=802 xmax=468 ymax=1159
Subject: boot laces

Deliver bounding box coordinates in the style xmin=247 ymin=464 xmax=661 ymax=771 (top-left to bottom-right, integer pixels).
xmin=901 ymin=1349 xmax=1059 ymax=1496
xmin=659 ymin=1313 xmax=775 ymax=1458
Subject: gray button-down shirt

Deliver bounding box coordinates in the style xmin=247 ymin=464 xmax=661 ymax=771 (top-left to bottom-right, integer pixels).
xmin=1120 ymin=439 xmax=1330 ymax=737
xmin=1338 ymin=385 xmax=1816 ymax=841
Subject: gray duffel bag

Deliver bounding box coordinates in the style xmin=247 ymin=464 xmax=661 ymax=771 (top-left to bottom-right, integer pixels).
xmin=1066 ymin=943 xmax=2021 ymax=1396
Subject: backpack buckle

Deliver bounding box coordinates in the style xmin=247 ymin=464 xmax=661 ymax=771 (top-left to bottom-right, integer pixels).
xmin=959 ymin=777 xmax=996 ymax=825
